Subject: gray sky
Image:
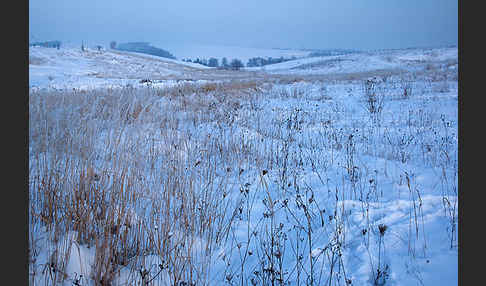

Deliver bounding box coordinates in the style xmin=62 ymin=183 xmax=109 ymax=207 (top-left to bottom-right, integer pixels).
xmin=29 ymin=0 xmax=457 ymax=51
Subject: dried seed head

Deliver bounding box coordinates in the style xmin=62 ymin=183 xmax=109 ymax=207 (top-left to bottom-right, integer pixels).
xmin=378 ymin=224 xmax=388 ymax=236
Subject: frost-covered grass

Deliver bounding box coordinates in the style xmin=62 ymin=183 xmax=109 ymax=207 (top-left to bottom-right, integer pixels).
xmin=29 ymin=46 xmax=457 ymax=286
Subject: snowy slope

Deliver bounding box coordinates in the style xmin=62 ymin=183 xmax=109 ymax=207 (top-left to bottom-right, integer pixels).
xmin=250 ymin=46 xmax=457 ymax=75
xmin=29 ymin=46 xmax=210 ymax=90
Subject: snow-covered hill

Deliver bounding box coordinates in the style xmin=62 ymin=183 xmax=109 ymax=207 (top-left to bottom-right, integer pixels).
xmin=250 ymin=46 xmax=458 ymax=75
xmin=29 ymin=45 xmax=210 ymax=91
xmin=29 ymin=44 xmax=457 ymax=90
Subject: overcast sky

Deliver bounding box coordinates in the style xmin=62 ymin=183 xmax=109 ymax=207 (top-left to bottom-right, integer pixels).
xmin=29 ymin=0 xmax=457 ymax=51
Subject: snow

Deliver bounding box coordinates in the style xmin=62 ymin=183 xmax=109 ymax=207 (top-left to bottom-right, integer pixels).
xmin=29 ymin=44 xmax=458 ymax=286
xmin=156 ymin=43 xmax=311 ymax=63
xmin=29 ymin=45 xmax=210 ymax=91
xmin=251 ymin=46 xmax=458 ymax=76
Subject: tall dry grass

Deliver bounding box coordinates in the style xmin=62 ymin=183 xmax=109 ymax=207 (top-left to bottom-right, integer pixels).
xmin=29 ymin=80 xmax=272 ymax=285
xmin=29 ymin=67 xmax=457 ymax=286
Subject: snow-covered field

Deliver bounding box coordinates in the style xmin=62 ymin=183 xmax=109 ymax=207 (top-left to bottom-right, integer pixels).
xmin=29 ymin=44 xmax=458 ymax=286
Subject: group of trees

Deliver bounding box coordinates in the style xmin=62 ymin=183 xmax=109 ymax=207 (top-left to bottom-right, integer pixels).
xmin=30 ymin=40 xmax=61 ymax=49
xmin=246 ymin=56 xmax=296 ymax=67
xmin=114 ymin=42 xmax=176 ymax=60
xmin=308 ymin=49 xmax=357 ymax=57
xmin=182 ymin=55 xmax=297 ymax=70
xmin=182 ymin=57 xmax=244 ymax=70
xmin=183 ymin=57 xmax=220 ymax=67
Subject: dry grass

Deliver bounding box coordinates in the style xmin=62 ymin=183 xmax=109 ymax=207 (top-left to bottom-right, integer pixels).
xmin=29 ymin=81 xmax=270 ymax=285
xmin=29 ymin=67 xmax=457 ymax=285
xmin=29 ymin=56 xmax=47 ymax=65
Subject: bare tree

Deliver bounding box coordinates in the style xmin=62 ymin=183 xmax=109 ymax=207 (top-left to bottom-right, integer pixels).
xmin=230 ymin=58 xmax=244 ymax=70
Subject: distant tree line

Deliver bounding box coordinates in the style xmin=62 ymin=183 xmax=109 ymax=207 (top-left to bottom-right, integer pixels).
xmin=246 ymin=56 xmax=296 ymax=67
xmin=183 ymin=57 xmax=219 ymax=67
xmin=182 ymin=57 xmax=244 ymax=70
xmin=30 ymin=40 xmax=61 ymax=49
xmin=181 ymin=55 xmax=297 ymax=70
xmin=114 ymin=42 xmax=176 ymax=60
xmin=308 ymin=49 xmax=358 ymax=57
